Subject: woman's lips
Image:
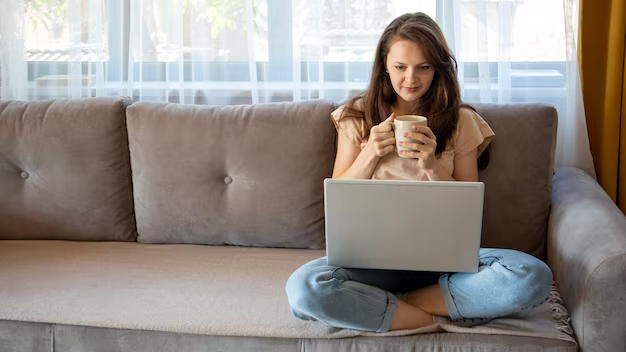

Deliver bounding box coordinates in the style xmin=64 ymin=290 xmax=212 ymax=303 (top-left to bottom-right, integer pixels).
xmin=404 ymin=87 xmax=418 ymax=93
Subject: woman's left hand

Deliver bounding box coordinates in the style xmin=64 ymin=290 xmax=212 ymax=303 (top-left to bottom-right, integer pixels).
xmin=398 ymin=125 xmax=438 ymax=170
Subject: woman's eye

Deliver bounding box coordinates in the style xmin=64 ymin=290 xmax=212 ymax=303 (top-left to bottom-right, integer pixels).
xmin=395 ymin=66 xmax=404 ymax=70
xmin=421 ymin=66 xmax=430 ymax=70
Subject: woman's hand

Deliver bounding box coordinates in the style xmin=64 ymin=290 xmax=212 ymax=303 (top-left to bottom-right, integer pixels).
xmin=366 ymin=113 xmax=396 ymax=157
xmin=398 ymin=125 xmax=438 ymax=170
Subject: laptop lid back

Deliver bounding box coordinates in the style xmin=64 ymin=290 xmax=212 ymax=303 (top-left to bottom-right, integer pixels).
xmin=324 ymin=179 xmax=484 ymax=272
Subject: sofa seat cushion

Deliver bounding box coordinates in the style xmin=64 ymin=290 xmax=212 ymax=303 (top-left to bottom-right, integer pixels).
xmin=0 ymin=241 xmax=575 ymax=346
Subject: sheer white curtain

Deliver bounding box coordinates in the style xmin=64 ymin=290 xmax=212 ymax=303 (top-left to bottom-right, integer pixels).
xmin=0 ymin=1 xmax=27 ymax=100
xmin=0 ymin=0 xmax=594 ymax=175
xmin=443 ymin=0 xmax=595 ymax=176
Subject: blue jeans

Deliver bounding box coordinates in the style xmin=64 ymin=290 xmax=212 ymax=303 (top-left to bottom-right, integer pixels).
xmin=285 ymin=248 xmax=553 ymax=332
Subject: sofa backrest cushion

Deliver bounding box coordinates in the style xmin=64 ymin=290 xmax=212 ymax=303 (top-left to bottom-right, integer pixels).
xmin=0 ymin=97 xmax=137 ymax=241
xmin=126 ymin=100 xmax=337 ymax=249
xmin=476 ymin=103 xmax=558 ymax=260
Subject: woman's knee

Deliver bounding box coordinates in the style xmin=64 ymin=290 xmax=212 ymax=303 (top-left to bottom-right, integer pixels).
xmin=496 ymin=250 xmax=553 ymax=308
xmin=285 ymin=257 xmax=334 ymax=318
xmin=521 ymin=258 xmax=553 ymax=305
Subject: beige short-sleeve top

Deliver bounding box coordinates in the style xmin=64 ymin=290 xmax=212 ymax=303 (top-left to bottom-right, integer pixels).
xmin=331 ymin=105 xmax=495 ymax=180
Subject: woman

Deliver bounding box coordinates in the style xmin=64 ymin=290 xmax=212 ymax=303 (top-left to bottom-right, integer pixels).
xmin=285 ymin=12 xmax=552 ymax=332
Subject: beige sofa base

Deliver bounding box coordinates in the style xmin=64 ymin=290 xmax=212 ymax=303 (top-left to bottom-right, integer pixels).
xmin=0 ymin=320 xmax=577 ymax=352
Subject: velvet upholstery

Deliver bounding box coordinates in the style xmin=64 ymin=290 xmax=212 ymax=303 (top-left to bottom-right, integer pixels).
xmin=548 ymin=167 xmax=626 ymax=352
xmin=0 ymin=98 xmax=136 ymax=241
xmin=0 ymin=321 xmax=576 ymax=352
xmin=475 ymin=103 xmax=557 ymax=260
xmin=126 ymin=100 xmax=336 ymax=249
xmin=124 ymin=100 xmax=558 ymax=256
xmin=0 ymin=320 xmax=51 ymax=352
xmin=1 ymin=97 xmax=623 ymax=351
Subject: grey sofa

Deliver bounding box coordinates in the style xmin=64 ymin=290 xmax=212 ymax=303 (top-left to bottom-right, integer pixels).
xmin=0 ymin=97 xmax=624 ymax=352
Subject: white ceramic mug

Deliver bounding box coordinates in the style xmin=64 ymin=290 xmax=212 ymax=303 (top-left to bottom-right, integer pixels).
xmin=393 ymin=115 xmax=428 ymax=158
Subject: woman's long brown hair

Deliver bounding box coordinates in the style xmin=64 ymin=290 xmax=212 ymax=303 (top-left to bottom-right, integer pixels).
xmin=341 ymin=12 xmax=488 ymax=168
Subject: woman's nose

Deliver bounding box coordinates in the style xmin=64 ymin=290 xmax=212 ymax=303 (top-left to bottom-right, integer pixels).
xmin=405 ymin=69 xmax=418 ymax=85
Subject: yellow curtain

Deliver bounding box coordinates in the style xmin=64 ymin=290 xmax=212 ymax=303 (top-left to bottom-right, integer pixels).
xmin=579 ymin=0 xmax=626 ymax=212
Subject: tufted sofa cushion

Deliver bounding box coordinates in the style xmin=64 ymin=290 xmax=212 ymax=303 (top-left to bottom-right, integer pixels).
xmin=475 ymin=103 xmax=558 ymax=260
xmin=0 ymin=97 xmax=136 ymax=241
xmin=126 ymin=100 xmax=337 ymax=249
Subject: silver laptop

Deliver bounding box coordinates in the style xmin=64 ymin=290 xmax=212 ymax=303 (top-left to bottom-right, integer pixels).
xmin=324 ymin=178 xmax=485 ymax=273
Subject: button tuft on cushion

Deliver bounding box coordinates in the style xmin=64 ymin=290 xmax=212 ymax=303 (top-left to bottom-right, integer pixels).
xmin=20 ymin=172 xmax=29 ymax=180
xmin=224 ymin=176 xmax=233 ymax=184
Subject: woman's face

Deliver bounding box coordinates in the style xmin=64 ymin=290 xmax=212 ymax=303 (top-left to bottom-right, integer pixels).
xmin=385 ymin=39 xmax=435 ymax=105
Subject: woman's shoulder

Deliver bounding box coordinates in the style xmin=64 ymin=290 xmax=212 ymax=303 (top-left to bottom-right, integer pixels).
xmin=458 ymin=105 xmax=481 ymax=120
xmin=331 ymin=99 xmax=366 ymax=121
xmin=331 ymin=99 xmax=369 ymax=146
xmin=453 ymin=105 xmax=495 ymax=157
xmin=457 ymin=105 xmax=492 ymax=131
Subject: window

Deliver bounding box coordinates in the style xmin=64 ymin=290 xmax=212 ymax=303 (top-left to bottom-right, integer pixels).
xmin=20 ymin=0 xmax=573 ymax=111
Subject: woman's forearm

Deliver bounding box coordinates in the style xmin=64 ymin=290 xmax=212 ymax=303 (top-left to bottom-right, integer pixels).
xmin=334 ymin=144 xmax=382 ymax=179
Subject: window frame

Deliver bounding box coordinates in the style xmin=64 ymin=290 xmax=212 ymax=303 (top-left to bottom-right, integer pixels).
xmin=23 ymin=0 xmax=567 ymax=108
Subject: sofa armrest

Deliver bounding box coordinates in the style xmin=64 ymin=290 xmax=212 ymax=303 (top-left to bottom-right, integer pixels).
xmin=548 ymin=167 xmax=626 ymax=352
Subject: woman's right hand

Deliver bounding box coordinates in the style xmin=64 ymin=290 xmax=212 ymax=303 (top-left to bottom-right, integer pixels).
xmin=366 ymin=113 xmax=396 ymax=157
